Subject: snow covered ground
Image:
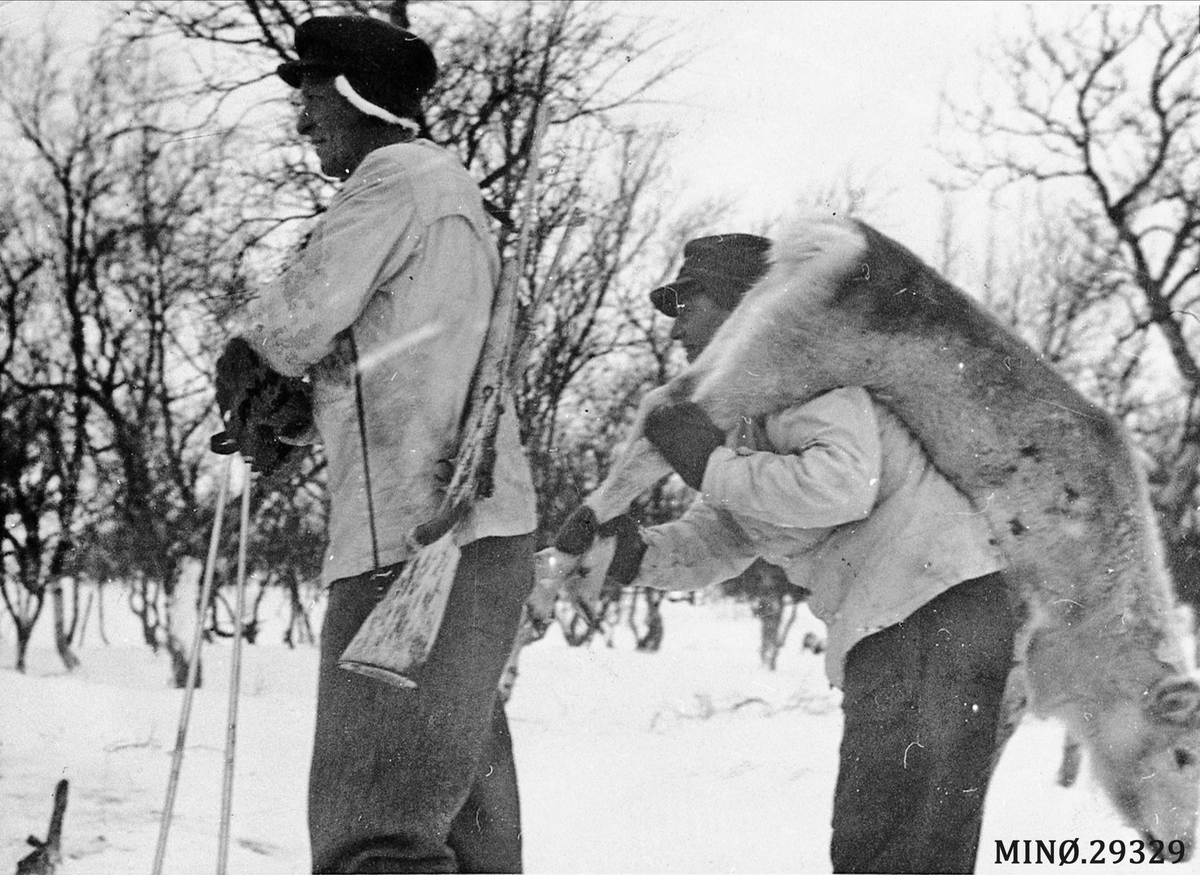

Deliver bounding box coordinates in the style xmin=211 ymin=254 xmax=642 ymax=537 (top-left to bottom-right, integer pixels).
xmin=2 ymin=589 xmax=1196 ymax=874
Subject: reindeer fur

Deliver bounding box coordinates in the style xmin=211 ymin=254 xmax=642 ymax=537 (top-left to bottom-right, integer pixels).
xmin=578 ymin=216 xmax=1200 ymax=851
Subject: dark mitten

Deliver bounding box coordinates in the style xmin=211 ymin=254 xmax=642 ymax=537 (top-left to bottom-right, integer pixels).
xmin=211 ymin=338 xmax=261 ymax=459
xmin=554 ymin=505 xmax=599 ymax=555
xmin=598 ymin=514 xmax=647 ymax=588
xmin=242 ymin=378 xmax=310 ymax=475
xmin=214 ymin=338 xmax=256 ymax=416
xmin=642 ymin=401 xmax=726 ymax=490
xmin=250 ymin=370 xmax=313 ymax=442
xmin=211 ymin=338 xmax=312 ymax=475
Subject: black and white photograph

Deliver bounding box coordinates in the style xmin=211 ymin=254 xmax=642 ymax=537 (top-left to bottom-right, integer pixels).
xmin=2 ymin=1 xmax=1198 ymax=873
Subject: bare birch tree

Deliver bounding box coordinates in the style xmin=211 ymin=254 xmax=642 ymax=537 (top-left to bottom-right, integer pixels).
xmin=0 ymin=23 xmax=280 ymax=675
xmin=942 ymin=4 xmax=1200 ymax=607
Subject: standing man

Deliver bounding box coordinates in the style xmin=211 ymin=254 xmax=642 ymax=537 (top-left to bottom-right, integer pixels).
xmin=559 ymin=234 xmax=1018 ymax=873
xmin=217 ymin=15 xmax=538 ymax=873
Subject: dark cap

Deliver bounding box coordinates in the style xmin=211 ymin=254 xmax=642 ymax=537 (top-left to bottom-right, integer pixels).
xmin=649 ymin=234 xmax=772 ymax=317
xmin=277 ymin=16 xmax=437 ymax=124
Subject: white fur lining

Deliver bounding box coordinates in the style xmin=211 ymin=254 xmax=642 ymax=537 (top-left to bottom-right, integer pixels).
xmin=334 ymin=75 xmax=418 ymax=132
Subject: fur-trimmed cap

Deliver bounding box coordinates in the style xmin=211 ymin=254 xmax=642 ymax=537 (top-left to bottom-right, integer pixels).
xmin=277 ymin=16 xmax=437 ymax=126
xmin=650 ymin=234 xmax=772 ymax=316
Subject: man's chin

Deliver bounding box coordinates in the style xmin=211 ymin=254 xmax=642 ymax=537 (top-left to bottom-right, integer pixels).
xmin=317 ymin=162 xmax=353 ymax=181
xmin=314 ymin=152 xmax=351 ymax=180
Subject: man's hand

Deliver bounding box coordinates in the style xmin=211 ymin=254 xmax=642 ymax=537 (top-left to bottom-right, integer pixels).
xmin=214 ymin=338 xmax=259 ymax=428
xmin=554 ymin=505 xmax=599 ymax=555
xmin=543 ymin=513 xmax=644 ymax=611
xmin=642 ymin=401 xmax=725 ymax=491
xmin=211 ymin=338 xmax=313 ymax=475
xmin=598 ymin=514 xmax=646 ymax=589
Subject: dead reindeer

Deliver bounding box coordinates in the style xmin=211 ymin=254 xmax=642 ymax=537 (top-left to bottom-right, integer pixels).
xmin=1057 ymin=604 xmax=1198 ymax=790
xmin=545 ymin=217 xmax=1200 ymax=856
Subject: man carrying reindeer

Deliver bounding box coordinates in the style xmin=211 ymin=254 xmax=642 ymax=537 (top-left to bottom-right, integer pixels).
xmin=212 ymin=14 xmax=538 ymax=873
xmin=550 ymin=221 xmax=1200 ymax=871
xmin=554 ymin=233 xmax=1017 ymax=873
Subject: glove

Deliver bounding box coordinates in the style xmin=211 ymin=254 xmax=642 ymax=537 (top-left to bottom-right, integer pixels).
xmin=598 ymin=514 xmax=646 ymax=589
xmin=642 ymin=401 xmax=725 ymax=491
xmin=213 ymin=337 xmax=258 ymax=425
xmin=554 ymin=505 xmax=599 ymax=555
xmin=211 ymin=338 xmax=313 ymax=475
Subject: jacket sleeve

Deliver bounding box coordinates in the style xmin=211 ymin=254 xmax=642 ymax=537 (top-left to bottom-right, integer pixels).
xmin=237 ymin=166 xmax=421 ymax=376
xmin=700 ymin=387 xmax=883 ymax=530
xmin=636 ymin=499 xmax=760 ymax=592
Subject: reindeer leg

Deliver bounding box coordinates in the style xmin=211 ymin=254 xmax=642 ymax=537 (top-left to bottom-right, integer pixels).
xmin=1057 ymin=733 xmax=1082 ymax=788
xmin=584 ymin=436 xmax=673 ymax=523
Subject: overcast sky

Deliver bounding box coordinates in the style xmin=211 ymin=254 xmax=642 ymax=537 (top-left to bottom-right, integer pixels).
xmin=622 ymin=3 xmax=1018 ymax=205
xmin=603 ymin=1 xmax=1087 ymax=277
xmin=0 ymin=1 xmax=1176 ymax=278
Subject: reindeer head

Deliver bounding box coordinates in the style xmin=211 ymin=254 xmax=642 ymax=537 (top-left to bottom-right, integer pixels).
xmin=534 ymin=540 xmax=615 ymax=630
xmin=1083 ymin=675 xmax=1200 ymax=860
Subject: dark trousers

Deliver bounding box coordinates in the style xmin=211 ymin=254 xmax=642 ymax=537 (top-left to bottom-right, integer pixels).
xmin=309 ymin=534 xmax=535 ymax=874
xmin=830 ymin=573 xmax=1019 ymax=874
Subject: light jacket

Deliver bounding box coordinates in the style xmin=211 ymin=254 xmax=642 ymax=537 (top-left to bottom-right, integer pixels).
xmin=637 ymin=387 xmax=1004 ymax=686
xmin=239 ymin=141 xmax=537 ymax=585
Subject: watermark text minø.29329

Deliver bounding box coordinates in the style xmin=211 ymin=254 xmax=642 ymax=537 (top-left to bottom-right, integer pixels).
xmin=995 ymin=838 xmax=1188 ymax=865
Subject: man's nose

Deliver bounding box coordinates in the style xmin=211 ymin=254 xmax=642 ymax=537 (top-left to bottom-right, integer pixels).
xmin=296 ymin=108 xmax=313 ymax=138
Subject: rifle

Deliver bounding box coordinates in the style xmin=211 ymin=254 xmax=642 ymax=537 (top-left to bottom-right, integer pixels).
xmin=338 ymin=104 xmax=550 ymax=688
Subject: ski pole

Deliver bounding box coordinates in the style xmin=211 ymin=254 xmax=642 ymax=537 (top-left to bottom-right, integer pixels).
xmin=152 ymin=454 xmax=234 ymax=875
xmin=217 ymin=462 xmax=252 ymax=874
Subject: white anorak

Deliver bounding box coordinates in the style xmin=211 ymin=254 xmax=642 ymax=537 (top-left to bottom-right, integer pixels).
xmin=638 ymin=387 xmax=1004 ymax=686
xmin=239 ymin=141 xmax=537 ymax=585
